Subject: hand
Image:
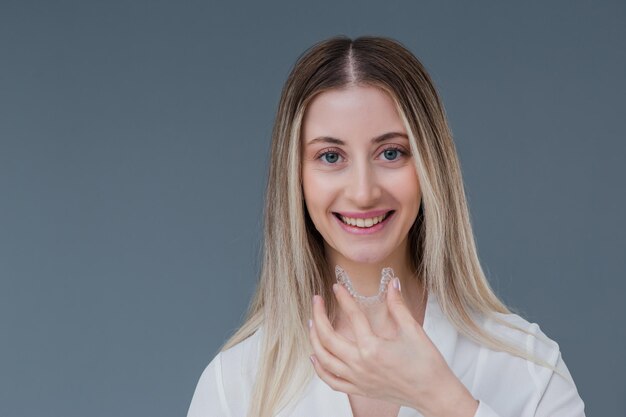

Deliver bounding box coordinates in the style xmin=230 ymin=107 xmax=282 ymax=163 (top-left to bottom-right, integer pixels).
xmin=307 ymin=278 xmax=479 ymax=417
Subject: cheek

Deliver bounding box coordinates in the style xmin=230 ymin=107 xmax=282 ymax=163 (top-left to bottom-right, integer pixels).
xmin=386 ymin=168 xmax=421 ymax=205
xmin=302 ymin=170 xmax=332 ymax=214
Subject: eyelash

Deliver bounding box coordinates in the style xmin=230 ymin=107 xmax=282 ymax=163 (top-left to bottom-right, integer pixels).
xmin=315 ymin=146 xmax=409 ymax=165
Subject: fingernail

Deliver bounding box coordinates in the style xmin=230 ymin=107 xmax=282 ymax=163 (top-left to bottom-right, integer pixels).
xmin=393 ymin=277 xmax=401 ymax=291
xmin=308 ymin=319 xmax=312 ymax=329
xmin=310 ymin=355 xmax=316 ymax=364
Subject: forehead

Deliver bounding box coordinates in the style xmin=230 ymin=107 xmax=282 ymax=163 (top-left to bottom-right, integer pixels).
xmin=301 ymin=85 xmax=405 ymax=141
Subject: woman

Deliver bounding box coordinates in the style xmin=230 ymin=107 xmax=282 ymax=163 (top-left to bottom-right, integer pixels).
xmin=186 ymin=35 xmax=586 ymax=417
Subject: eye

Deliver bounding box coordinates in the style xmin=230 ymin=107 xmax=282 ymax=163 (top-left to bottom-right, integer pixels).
xmin=321 ymin=151 xmax=342 ymax=164
xmin=316 ymin=147 xmax=344 ymax=165
xmin=314 ymin=145 xmax=408 ymax=165
xmin=379 ymin=146 xmax=407 ymax=161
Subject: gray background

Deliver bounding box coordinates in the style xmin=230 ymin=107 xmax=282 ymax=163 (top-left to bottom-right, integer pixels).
xmin=1 ymin=1 xmax=624 ymax=416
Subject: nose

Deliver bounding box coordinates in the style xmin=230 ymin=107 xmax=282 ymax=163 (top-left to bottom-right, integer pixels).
xmin=344 ymin=159 xmax=382 ymax=207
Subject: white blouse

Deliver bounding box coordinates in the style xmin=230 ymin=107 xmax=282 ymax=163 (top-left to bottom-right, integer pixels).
xmin=186 ymin=293 xmax=586 ymax=417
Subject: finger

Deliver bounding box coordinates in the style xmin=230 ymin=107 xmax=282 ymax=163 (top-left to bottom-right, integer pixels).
xmin=385 ymin=277 xmax=423 ymax=335
xmin=309 ymin=354 xmax=363 ymax=396
xmin=312 ymin=295 xmax=359 ymax=363
xmin=332 ymin=283 xmax=376 ymax=346
xmin=308 ymin=316 xmax=352 ymax=381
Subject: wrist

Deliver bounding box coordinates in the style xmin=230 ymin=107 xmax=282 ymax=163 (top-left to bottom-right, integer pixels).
xmin=418 ymin=379 xmax=478 ymax=417
xmin=446 ymin=390 xmax=479 ymax=417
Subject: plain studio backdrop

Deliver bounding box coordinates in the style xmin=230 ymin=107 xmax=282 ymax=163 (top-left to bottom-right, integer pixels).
xmin=0 ymin=1 xmax=624 ymax=416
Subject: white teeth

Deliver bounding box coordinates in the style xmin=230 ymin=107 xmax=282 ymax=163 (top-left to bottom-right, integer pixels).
xmin=339 ymin=213 xmax=389 ymax=228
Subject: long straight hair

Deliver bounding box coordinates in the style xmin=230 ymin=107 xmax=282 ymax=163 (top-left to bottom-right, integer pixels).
xmin=218 ymin=35 xmax=557 ymax=417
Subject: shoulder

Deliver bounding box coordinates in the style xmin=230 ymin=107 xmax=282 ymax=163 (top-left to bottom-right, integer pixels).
xmin=188 ymin=327 xmax=264 ymax=417
xmin=219 ymin=326 xmax=264 ymax=379
xmin=470 ymin=310 xmax=565 ymax=410
xmin=197 ymin=326 xmax=264 ymax=380
xmin=217 ymin=327 xmax=265 ymax=416
xmin=482 ymin=310 xmax=561 ymax=378
xmin=463 ymin=309 xmax=585 ymax=415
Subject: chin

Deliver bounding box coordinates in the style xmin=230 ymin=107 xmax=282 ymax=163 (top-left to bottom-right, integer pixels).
xmin=343 ymin=250 xmax=389 ymax=265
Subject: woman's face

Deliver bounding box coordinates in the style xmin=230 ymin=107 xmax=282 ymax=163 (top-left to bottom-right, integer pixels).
xmin=301 ymin=84 xmax=421 ymax=265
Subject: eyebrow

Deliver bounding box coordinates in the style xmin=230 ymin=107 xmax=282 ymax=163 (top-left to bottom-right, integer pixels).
xmin=306 ymin=131 xmax=409 ymax=146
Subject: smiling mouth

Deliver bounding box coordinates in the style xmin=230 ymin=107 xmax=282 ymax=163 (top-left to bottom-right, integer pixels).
xmin=332 ymin=210 xmax=395 ymax=228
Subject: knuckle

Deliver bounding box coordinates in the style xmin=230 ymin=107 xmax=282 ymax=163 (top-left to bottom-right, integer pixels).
xmin=348 ymin=309 xmax=360 ymax=322
xmin=315 ymin=325 xmax=329 ymax=343
xmin=392 ymin=298 xmax=404 ymax=307
xmin=316 ymin=353 xmax=330 ymax=368
xmin=359 ymin=343 xmax=380 ymax=362
xmin=408 ymin=321 xmax=423 ymax=336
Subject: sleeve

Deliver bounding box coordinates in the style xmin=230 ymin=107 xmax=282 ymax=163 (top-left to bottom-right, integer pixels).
xmin=186 ymin=352 xmax=232 ymax=417
xmin=471 ymin=353 xmax=586 ymax=417
xmin=533 ymin=353 xmax=586 ymax=417
xmin=473 ymin=401 xmax=501 ymax=417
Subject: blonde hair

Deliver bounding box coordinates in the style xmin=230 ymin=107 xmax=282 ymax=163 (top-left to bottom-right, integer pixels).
xmin=218 ymin=35 xmax=559 ymax=417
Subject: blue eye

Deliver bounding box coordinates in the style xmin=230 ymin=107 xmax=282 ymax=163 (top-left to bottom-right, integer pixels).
xmin=382 ymin=148 xmax=399 ymax=161
xmin=322 ymin=152 xmax=341 ymax=164
xmin=315 ymin=146 xmax=408 ymax=165
xmin=380 ymin=146 xmax=408 ymax=161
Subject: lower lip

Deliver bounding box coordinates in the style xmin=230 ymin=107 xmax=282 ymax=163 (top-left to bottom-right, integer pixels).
xmin=333 ymin=211 xmax=395 ymax=235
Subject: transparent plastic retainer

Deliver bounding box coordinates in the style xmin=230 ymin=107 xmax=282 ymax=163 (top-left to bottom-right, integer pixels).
xmin=334 ymin=264 xmax=396 ymax=306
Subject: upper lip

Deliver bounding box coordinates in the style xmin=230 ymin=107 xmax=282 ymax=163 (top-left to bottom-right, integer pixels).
xmin=333 ymin=209 xmax=393 ymax=219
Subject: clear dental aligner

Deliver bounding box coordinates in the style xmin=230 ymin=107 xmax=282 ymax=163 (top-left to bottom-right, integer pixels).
xmin=334 ymin=265 xmax=396 ymax=306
